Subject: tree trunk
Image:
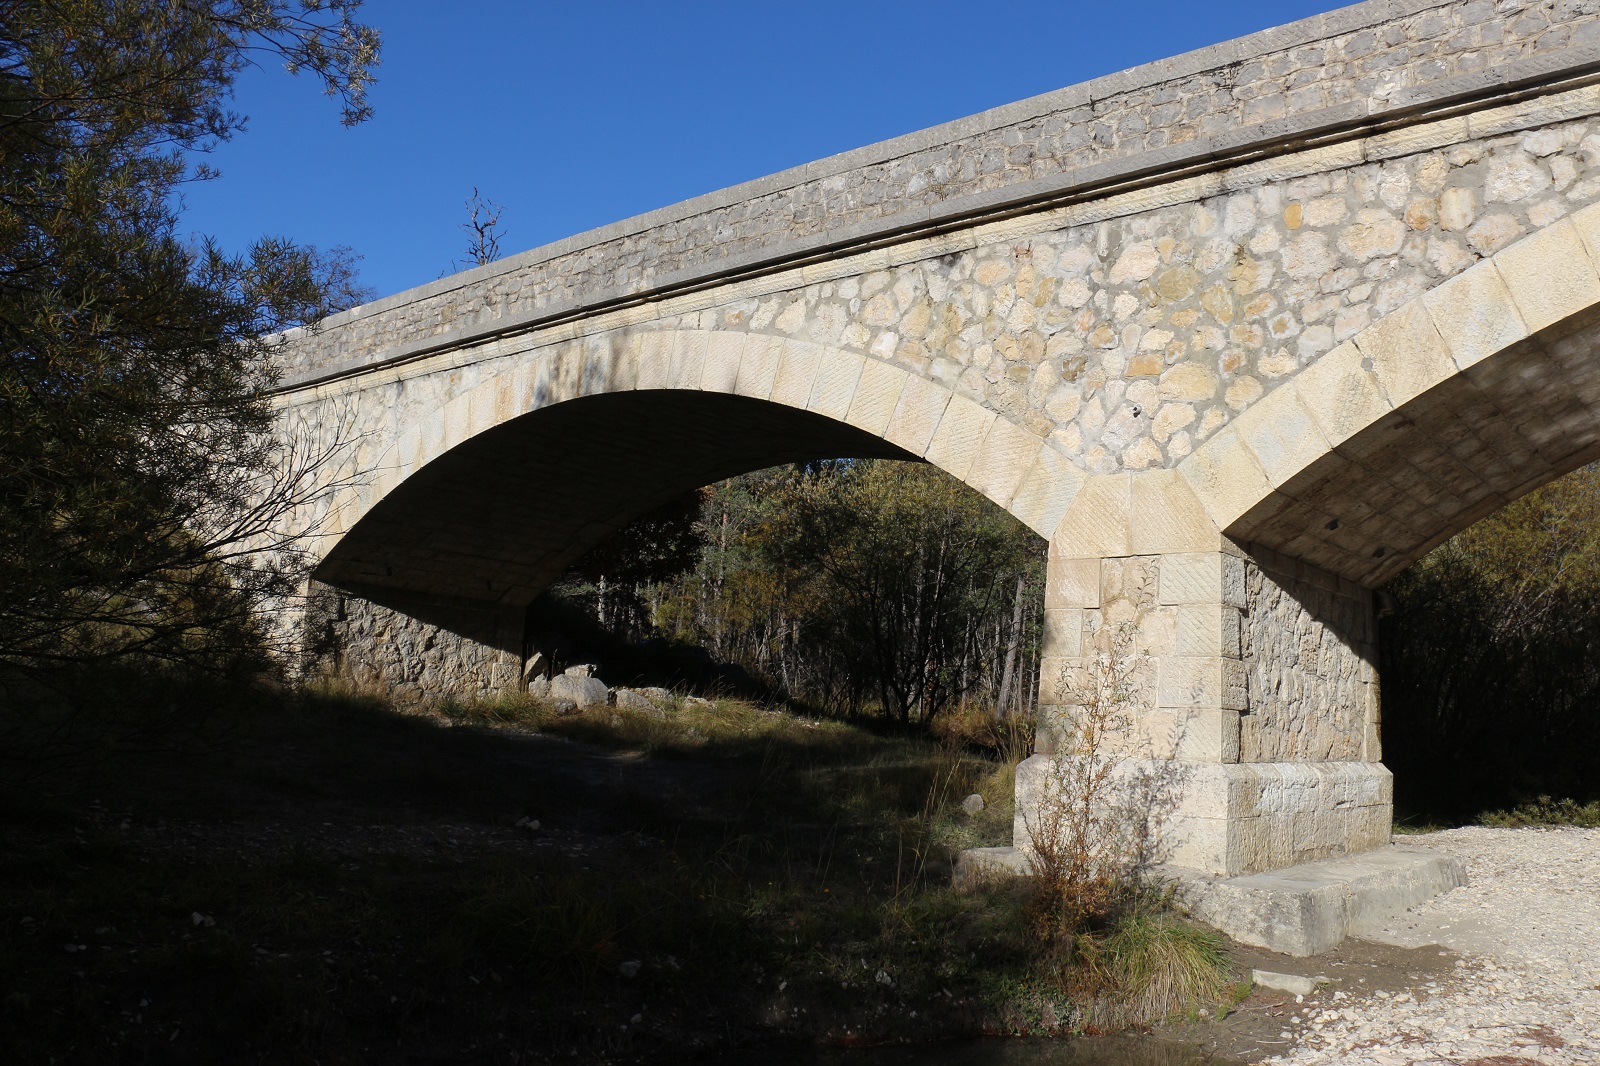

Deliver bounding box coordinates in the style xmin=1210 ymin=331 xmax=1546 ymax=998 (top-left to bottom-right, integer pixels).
xmin=996 ymin=572 xmax=1026 ymax=717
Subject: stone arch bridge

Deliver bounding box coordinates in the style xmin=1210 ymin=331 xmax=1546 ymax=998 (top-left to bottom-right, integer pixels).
xmin=273 ymin=0 xmax=1600 ymax=885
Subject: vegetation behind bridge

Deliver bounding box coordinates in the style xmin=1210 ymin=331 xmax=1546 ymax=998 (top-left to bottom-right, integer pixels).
xmin=552 ymin=459 xmax=1047 ymax=731
xmin=1382 ymin=463 xmax=1600 ymax=824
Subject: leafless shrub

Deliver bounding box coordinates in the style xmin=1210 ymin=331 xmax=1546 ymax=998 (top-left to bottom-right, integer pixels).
xmin=1021 ymin=622 xmax=1187 ymax=937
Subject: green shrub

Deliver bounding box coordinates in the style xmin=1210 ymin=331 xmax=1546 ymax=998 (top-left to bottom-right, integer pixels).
xmin=1479 ymin=795 xmax=1600 ymax=827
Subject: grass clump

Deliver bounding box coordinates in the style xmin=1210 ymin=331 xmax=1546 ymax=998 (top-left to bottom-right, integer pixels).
xmin=1084 ymin=907 xmax=1233 ymax=1027
xmin=1479 ymin=795 xmax=1600 ymax=827
xmin=1001 ymin=623 xmax=1234 ymax=1031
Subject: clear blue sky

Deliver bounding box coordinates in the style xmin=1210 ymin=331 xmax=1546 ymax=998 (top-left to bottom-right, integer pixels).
xmin=183 ymin=0 xmax=1344 ymax=301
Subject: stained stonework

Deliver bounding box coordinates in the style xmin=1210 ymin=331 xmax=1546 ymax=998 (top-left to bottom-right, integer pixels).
xmin=683 ymin=112 xmax=1600 ymax=477
xmin=304 ymin=582 xmax=522 ymax=704
xmin=1241 ymin=548 xmax=1380 ymax=763
xmin=279 ymin=80 xmax=1600 ymax=596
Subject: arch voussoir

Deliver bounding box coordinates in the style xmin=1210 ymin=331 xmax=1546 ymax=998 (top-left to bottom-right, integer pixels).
xmin=1183 ymin=205 xmax=1600 ymax=588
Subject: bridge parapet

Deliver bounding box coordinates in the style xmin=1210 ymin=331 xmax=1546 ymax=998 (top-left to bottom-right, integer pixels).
xmin=276 ymin=0 xmax=1600 ymax=390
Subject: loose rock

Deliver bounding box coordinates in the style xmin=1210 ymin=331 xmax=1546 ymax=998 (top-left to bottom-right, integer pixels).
xmin=547 ymin=674 xmax=608 ymax=707
xmin=1263 ymin=827 xmax=1600 ymax=1066
xmin=612 ymin=688 xmax=667 ymax=717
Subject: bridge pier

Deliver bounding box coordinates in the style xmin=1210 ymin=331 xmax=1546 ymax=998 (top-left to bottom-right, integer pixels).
xmin=302 ymin=581 xmax=525 ymax=704
xmin=1017 ymin=542 xmax=1390 ymax=878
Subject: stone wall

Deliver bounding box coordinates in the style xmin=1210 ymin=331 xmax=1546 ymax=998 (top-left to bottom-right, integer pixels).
xmin=276 ymin=0 xmax=1600 ymax=388
xmin=1241 ymin=548 xmax=1380 ymax=763
xmin=657 ymin=102 xmax=1600 ymax=479
xmin=303 ymin=582 xmax=523 ymax=704
xmin=280 ymin=80 xmax=1600 ymax=596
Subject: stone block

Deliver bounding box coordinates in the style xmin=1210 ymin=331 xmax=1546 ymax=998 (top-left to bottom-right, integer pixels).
xmin=1042 ymin=609 xmax=1083 ymax=658
xmin=438 ymin=392 xmax=470 ymax=454
xmin=1157 ymin=657 xmax=1221 ymax=709
xmin=1566 ymin=200 xmax=1600 ymax=280
xmin=1045 ymin=556 xmax=1101 ymax=609
xmin=463 ymin=379 xmax=499 ymax=439
xmin=967 ymin=416 xmax=1041 ymax=510
xmin=1130 ymin=469 xmax=1220 ymax=554
xmin=1013 ymin=757 xmax=1394 ymax=879
xmin=1230 ymin=385 xmax=1331 ymax=489
xmin=1159 ymin=552 xmax=1245 ymax=608
xmin=1493 ymin=217 xmax=1600 ymax=333
xmin=665 ymin=330 xmax=709 ymax=390
xmin=500 ymin=358 xmax=538 ymax=415
xmin=1353 ymin=299 xmax=1456 ymax=409
xmin=1052 ymin=474 xmax=1131 ymax=558
xmin=699 ymin=331 xmax=745 ymax=393
xmin=632 ymin=331 xmax=675 ymax=391
xmin=1145 ymin=707 xmax=1243 ymax=762
xmin=491 ymin=367 xmax=522 ymax=424
xmin=1008 ymin=446 xmax=1085 ymax=539
xmin=1171 ymin=847 xmax=1467 ymax=956
xmin=951 ymin=846 xmax=1031 ymax=892
xmin=531 ymin=349 xmax=585 ymax=408
xmin=883 ymin=375 xmax=950 ymax=455
xmin=807 ymin=349 xmax=865 ymax=421
xmin=1422 ymin=261 xmax=1529 ymax=372
xmin=843 ymin=358 xmax=908 ymax=437
xmin=924 ymin=393 xmax=996 ymax=482
xmin=1035 ymin=657 xmax=1075 ymax=707
xmin=587 ymin=332 xmax=638 ymax=394
xmin=769 ymin=339 xmax=823 ymax=409
xmin=1175 ymin=603 xmax=1242 ymax=658
xmin=733 ymin=334 xmax=783 ymax=399
xmin=1178 ymin=427 xmax=1275 ymax=531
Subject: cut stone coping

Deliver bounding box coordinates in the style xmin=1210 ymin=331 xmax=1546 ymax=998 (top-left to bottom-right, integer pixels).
xmin=274 ymin=0 xmax=1600 ymax=391
xmin=951 ymin=843 xmax=1465 ymax=957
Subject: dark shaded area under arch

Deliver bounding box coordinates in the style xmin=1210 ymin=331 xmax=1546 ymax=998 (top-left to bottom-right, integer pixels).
xmin=1228 ymin=305 xmax=1600 ymax=588
xmin=315 ymin=390 xmax=917 ymax=608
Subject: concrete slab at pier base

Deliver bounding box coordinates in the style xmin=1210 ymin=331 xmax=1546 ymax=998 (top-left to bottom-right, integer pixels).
xmin=1014 ymin=755 xmax=1396 ymax=880
xmin=1167 ymin=845 xmax=1467 ymax=956
xmin=952 ymin=843 xmax=1465 ymax=957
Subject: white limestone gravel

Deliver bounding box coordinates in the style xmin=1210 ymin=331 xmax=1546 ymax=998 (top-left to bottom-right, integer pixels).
xmin=1261 ymin=827 xmax=1600 ymax=1066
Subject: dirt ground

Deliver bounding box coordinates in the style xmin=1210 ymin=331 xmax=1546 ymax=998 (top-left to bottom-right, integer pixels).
xmin=0 ymin=693 xmax=1494 ymax=1065
xmin=1159 ymin=938 xmax=1463 ymax=1063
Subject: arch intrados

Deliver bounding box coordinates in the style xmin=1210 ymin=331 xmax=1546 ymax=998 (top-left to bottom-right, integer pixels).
xmin=314 ymin=388 xmax=920 ymax=605
xmin=310 ymin=330 xmax=1076 ymax=603
xmin=1228 ymin=302 xmax=1600 ymax=587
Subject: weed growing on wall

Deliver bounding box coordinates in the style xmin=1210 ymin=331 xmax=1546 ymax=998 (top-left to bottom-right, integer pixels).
xmin=1022 ymin=623 xmax=1147 ymax=938
xmin=1012 ymin=623 xmax=1225 ymax=1024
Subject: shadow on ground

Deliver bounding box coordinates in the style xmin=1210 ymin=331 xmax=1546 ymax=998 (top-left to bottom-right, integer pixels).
xmin=0 ymin=687 xmax=1071 ymax=1064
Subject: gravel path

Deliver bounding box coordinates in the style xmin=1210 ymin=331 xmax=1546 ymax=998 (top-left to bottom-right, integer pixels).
xmin=1263 ymin=827 xmax=1600 ymax=1066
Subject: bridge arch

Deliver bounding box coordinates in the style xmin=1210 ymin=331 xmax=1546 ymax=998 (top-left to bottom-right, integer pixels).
xmin=264 ymin=0 xmax=1600 ymax=944
xmin=1177 ymin=204 xmax=1600 ymax=588
xmin=1015 ymin=208 xmax=1600 ymax=882
xmin=309 ymin=331 xmax=1081 ymax=609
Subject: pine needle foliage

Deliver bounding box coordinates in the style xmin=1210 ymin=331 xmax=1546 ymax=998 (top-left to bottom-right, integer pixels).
xmin=0 ymin=2 xmax=378 ymax=679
